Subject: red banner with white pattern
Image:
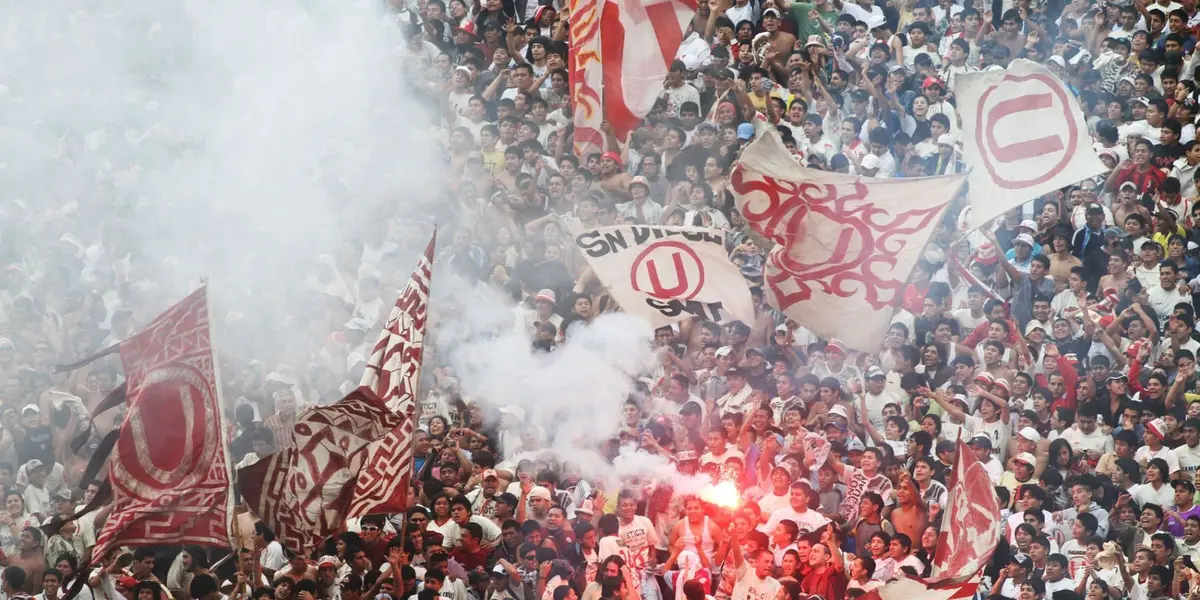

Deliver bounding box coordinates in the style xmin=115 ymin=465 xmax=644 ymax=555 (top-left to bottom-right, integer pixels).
xmin=95 ymin=286 xmax=233 ymax=558
xmin=346 ymin=232 xmax=436 ymax=517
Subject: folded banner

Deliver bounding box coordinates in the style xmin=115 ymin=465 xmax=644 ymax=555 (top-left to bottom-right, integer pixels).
xmin=347 ymin=232 xmax=436 ymax=517
xmin=572 ymin=225 xmax=754 ymax=326
xmin=239 ymin=387 xmax=402 ymax=555
xmin=729 ymin=130 xmax=966 ymax=352
xmin=955 ymin=59 xmax=1105 ymax=228
xmin=568 ymin=0 xmax=604 ymax=157
xmin=94 ymin=286 xmax=234 ymax=558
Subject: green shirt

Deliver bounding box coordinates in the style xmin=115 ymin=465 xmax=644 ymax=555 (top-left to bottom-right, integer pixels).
xmin=788 ymin=1 xmax=839 ymax=44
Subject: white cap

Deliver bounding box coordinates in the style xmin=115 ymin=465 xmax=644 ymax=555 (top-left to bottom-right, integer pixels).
xmin=1024 ymin=320 xmax=1045 ymax=335
xmin=715 ymin=345 xmax=734 ymax=357
xmin=1014 ymin=452 xmax=1037 ymax=466
xmin=937 ymin=133 xmax=956 ymax=146
xmin=1018 ymin=426 xmax=1041 ymax=442
xmin=861 ymin=154 xmax=880 ymax=170
xmin=1013 ymin=233 xmax=1036 ymax=247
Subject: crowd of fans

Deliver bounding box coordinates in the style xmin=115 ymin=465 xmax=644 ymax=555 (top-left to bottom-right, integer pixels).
xmin=16 ymin=0 xmax=1200 ymax=597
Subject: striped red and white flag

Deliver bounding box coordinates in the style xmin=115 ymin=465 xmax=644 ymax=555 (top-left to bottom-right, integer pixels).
xmin=345 ymin=232 xmax=436 ymax=517
xmin=570 ymin=0 xmax=698 ymax=148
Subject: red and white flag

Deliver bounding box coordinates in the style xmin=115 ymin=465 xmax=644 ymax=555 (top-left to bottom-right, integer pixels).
xmin=570 ymin=0 xmax=698 ymax=148
xmin=862 ymin=436 xmax=999 ymax=600
xmin=954 ymin=59 xmax=1105 ymax=228
xmin=729 ymin=130 xmax=966 ymax=352
xmin=94 ymin=286 xmax=234 ymax=558
xmin=861 ymin=574 xmax=983 ymax=600
xmin=931 ymin=436 xmax=1002 ymax=580
xmin=238 ymin=387 xmax=402 ymax=554
xmin=345 ymin=232 xmax=436 ymax=517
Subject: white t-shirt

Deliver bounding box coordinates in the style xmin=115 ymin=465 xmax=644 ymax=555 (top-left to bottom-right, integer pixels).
xmin=1060 ymin=426 xmax=1114 ymax=458
xmin=731 ymin=562 xmax=781 ymax=600
xmin=261 ymin=540 xmax=287 ymax=571
xmin=1135 ymin=445 xmax=1181 ymax=475
xmin=762 ymin=507 xmax=831 ymax=538
xmin=619 ymin=515 xmax=660 ymax=573
xmin=1175 ymin=443 xmax=1200 ymax=479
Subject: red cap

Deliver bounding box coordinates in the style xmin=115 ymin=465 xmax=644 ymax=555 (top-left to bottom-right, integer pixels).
xmin=601 ymin=151 xmax=622 ymax=165
xmin=922 ymin=76 xmax=944 ymax=89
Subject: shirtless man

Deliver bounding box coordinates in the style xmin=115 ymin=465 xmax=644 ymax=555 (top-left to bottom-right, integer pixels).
xmin=888 ymin=474 xmax=928 ymax=549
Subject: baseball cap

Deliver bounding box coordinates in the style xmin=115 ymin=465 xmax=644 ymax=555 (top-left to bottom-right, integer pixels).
xmin=1025 ymin=320 xmax=1045 ymax=335
xmin=1018 ymin=427 xmax=1041 ymax=442
xmin=968 ymin=434 xmax=993 ymax=449
xmin=726 ymin=366 xmax=747 ymax=379
xmin=54 ymin=489 xmax=73 ymax=501
xmin=535 ymin=289 xmax=557 ymax=305
xmin=937 ymin=133 xmax=956 ymax=146
xmin=861 ymin=154 xmax=880 ymax=170
xmin=763 ymin=7 xmax=781 ymax=17
xmin=497 ymin=492 xmax=519 ymax=507
xmin=827 ymin=405 xmax=850 ymax=420
xmin=629 ymin=175 xmax=650 ymax=190
xmin=992 ymin=378 xmax=1011 ymax=395
xmin=21 ymin=404 xmax=39 ymax=414
xmin=737 ymin=123 xmax=755 ymax=140
xmin=826 ymin=339 xmax=848 ymax=356
xmin=745 ymin=347 xmax=766 ymax=357
xmin=715 ymin=345 xmax=733 ymax=357
xmin=1146 ymin=418 xmax=1168 ymax=440
xmin=1175 ymin=479 xmax=1197 ymax=493
xmin=1013 ymin=452 xmax=1036 ymax=467
xmin=482 ymin=469 xmax=499 ymax=480
xmin=1018 ymin=219 xmax=1038 ymax=231
xmin=318 ymin=556 xmax=339 ymax=568
xmin=528 ymin=486 xmax=552 ymax=500
xmin=922 ymin=76 xmax=944 ymax=89
xmin=1013 ymin=233 xmax=1036 ymax=247
xmin=845 ymin=438 xmax=866 ymax=452
xmin=866 ymin=365 xmax=886 ymax=379
xmin=1107 ymin=372 xmax=1129 ymax=383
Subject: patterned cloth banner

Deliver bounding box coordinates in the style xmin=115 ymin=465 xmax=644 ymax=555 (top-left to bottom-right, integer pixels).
xmin=239 ymin=387 xmax=402 ymax=555
xmin=346 ymin=232 xmax=436 ymax=517
xmin=729 ymin=130 xmax=966 ymax=352
xmin=94 ymin=286 xmax=234 ymax=558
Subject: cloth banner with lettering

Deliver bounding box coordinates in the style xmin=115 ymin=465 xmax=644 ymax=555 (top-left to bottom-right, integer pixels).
xmin=572 ymin=225 xmax=754 ymax=326
xmin=729 ymin=130 xmax=966 ymax=352
xmin=239 ymin=386 xmax=402 ymax=555
xmin=954 ymin=59 xmax=1106 ymax=228
xmin=93 ymin=286 xmax=234 ymax=558
xmin=346 ymin=232 xmax=436 ymax=517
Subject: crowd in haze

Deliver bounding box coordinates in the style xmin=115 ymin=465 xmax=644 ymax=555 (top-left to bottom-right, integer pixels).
xmin=16 ymin=0 xmax=1200 ymax=598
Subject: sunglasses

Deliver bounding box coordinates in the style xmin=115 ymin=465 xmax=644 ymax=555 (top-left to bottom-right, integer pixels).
xmin=362 ymin=526 xmax=380 ymax=531
xmin=524 ymin=555 xmax=537 ymax=560
xmin=411 ymin=517 xmax=428 ymax=523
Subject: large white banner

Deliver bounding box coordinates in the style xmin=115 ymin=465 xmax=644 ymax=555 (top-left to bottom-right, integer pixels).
xmin=572 ymin=225 xmax=755 ymax=327
xmin=730 ymin=130 xmax=966 ymax=352
xmin=955 ymin=59 xmax=1106 ymax=228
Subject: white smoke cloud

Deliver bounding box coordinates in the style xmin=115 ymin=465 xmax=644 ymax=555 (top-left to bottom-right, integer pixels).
xmin=2 ymin=0 xmax=671 ymax=484
xmin=0 ymin=0 xmax=442 ymax=364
